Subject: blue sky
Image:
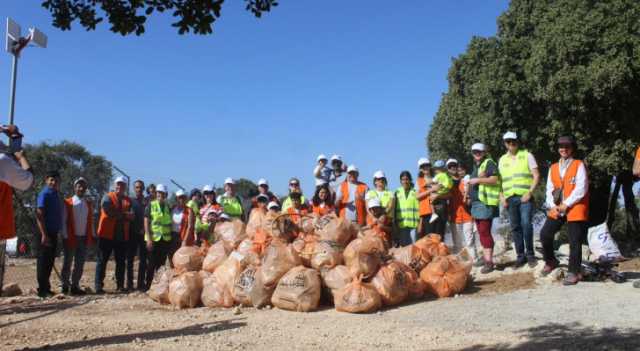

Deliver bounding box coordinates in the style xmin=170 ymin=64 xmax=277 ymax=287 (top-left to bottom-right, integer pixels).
xmin=1 ymin=1 xmax=510 ymax=196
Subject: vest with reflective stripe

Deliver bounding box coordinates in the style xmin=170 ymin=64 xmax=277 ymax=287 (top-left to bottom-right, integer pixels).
xmin=478 ymin=158 xmax=501 ymax=206
xmin=149 ymin=201 xmax=172 ymax=242
xmin=548 ymin=160 xmax=589 ymax=222
xmin=220 ymin=195 xmax=243 ymax=218
xmin=366 ymin=189 xmax=392 ymax=208
xmin=395 ymin=187 xmax=419 ymax=229
xmin=499 ymin=149 xmax=534 ymax=198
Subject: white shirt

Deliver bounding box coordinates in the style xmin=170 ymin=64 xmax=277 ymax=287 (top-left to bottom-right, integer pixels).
xmin=337 ymin=182 xmax=358 ymax=222
xmin=314 ymin=164 xmax=332 ymax=186
xmin=62 ymin=195 xmax=93 ymax=238
xmin=545 ymin=158 xmax=588 ymax=209
xmin=0 ymin=154 xmax=33 ymax=191
xmin=171 ymin=207 xmax=184 ymax=233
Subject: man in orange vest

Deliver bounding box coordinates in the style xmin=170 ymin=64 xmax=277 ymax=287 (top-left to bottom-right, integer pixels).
xmin=540 ymin=136 xmax=589 ymax=285
xmin=95 ymin=177 xmax=133 ymax=294
xmin=60 ymin=177 xmax=94 ymax=295
xmin=335 ymin=165 xmax=368 ymax=226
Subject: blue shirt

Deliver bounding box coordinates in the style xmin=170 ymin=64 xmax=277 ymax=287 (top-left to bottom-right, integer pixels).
xmin=37 ymin=186 xmax=63 ymax=234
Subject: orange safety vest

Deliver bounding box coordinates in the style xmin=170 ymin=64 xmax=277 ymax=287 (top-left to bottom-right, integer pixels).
xmin=449 ymin=180 xmax=472 ymax=224
xmin=312 ymin=203 xmax=334 ymax=216
xmin=338 ymin=181 xmax=367 ymax=225
xmin=179 ymin=206 xmax=193 ymax=245
xmin=287 ymin=206 xmax=309 ymax=225
xmin=416 ymin=177 xmax=433 ymax=216
xmin=366 ymin=213 xmax=391 ymax=243
xmin=97 ymin=192 xmax=131 ymax=241
xmin=548 ymin=160 xmax=589 ymax=222
xmin=63 ymin=197 xmax=95 ymax=249
xmin=0 ymin=182 xmax=15 ymax=240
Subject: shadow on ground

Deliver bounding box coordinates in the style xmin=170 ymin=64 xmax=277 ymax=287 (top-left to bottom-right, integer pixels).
xmin=0 ymin=299 xmax=90 ymax=328
xmin=455 ymin=322 xmax=640 ymax=351
xmin=22 ymin=318 xmax=247 ymax=351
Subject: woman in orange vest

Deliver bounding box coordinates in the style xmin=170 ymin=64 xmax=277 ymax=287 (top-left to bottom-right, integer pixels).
xmin=335 ymin=165 xmax=368 ymax=226
xmin=415 ymin=158 xmax=434 ymax=239
xmin=173 ymin=190 xmax=194 ymax=248
xmin=311 ymin=184 xmax=334 ymax=216
xmin=540 ymin=136 xmax=589 ymax=285
xmin=60 ymin=177 xmax=94 ymax=295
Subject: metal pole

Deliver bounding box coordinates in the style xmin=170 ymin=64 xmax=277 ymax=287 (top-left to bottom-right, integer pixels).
xmin=8 ymin=54 xmax=18 ymax=125
xmin=170 ymin=179 xmax=186 ymax=191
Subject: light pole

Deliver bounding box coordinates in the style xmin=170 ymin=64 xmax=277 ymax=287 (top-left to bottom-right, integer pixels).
xmin=1 ymin=18 xmax=47 ymax=295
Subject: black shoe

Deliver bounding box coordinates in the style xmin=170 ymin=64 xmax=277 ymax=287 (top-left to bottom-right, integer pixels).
xmin=116 ymin=287 xmax=128 ymax=294
xmin=37 ymin=290 xmax=55 ymax=298
xmin=514 ymin=257 xmax=527 ymax=268
xmin=70 ymin=287 xmax=87 ymax=296
xmin=95 ymin=288 xmax=106 ymax=295
xmin=61 ymin=286 xmax=70 ymax=294
xmin=527 ymin=256 xmax=538 ymax=268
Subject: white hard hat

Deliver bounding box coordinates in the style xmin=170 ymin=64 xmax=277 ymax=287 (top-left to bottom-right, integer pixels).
xmin=446 ymin=158 xmax=458 ymax=166
xmin=219 ymin=213 xmax=231 ymax=220
xmin=330 ymin=154 xmax=342 ymax=162
xmin=202 ymin=184 xmax=214 ymax=193
xmin=417 ymin=157 xmax=430 ymax=167
xmin=114 ymin=176 xmax=127 ymax=185
xmin=471 ymin=143 xmax=486 ymax=152
xmin=268 ymin=201 xmax=280 ymax=210
xmin=503 ymin=131 xmax=518 ymax=140
xmin=367 ymin=198 xmax=382 ymax=209
xmin=258 ymin=178 xmax=268 ymax=186
xmin=347 ymin=164 xmax=358 ymax=173
xmin=256 ymin=194 xmax=269 ymax=202
xmin=224 ymin=177 xmax=235 ymax=185
xmin=373 ymin=170 xmax=386 ymax=179
xmin=175 ymin=189 xmax=186 ymax=198
xmin=156 ymin=184 xmax=168 ymax=193
xmin=317 ymin=154 xmax=328 ymax=161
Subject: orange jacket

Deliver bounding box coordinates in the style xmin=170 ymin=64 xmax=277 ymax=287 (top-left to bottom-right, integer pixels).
xmin=287 ymin=206 xmax=309 ymax=225
xmin=366 ymin=213 xmax=391 ymax=243
xmin=416 ymin=177 xmax=433 ymax=216
xmin=63 ymin=197 xmax=95 ymax=249
xmin=312 ymin=203 xmax=334 ymax=216
xmin=97 ymin=192 xmax=131 ymax=241
xmin=337 ymin=181 xmax=367 ymax=226
xmin=0 ymin=182 xmax=15 ymax=240
xmin=548 ymin=160 xmax=589 ymax=222
xmin=179 ymin=206 xmax=193 ymax=245
xmin=449 ymin=180 xmax=472 ymax=224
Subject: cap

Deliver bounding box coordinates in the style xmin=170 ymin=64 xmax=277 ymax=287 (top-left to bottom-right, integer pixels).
xmin=202 ymin=185 xmax=214 ymax=193
xmin=367 ymin=198 xmax=382 ymax=209
xmin=446 ymin=158 xmax=458 ymax=167
xmin=317 ymin=154 xmax=328 ymax=162
xmin=330 ymin=154 xmax=342 ymax=162
xmin=557 ymin=136 xmax=575 ymax=146
xmin=258 ymin=178 xmax=268 ymax=186
xmin=503 ymin=131 xmax=518 ymax=140
xmin=268 ymin=201 xmax=280 ymax=210
xmin=190 ymin=188 xmax=201 ymax=198
xmin=417 ymin=157 xmax=430 ymax=168
xmin=114 ymin=176 xmax=127 ymax=185
xmin=373 ymin=170 xmax=386 ymax=179
xmin=156 ymin=184 xmax=168 ymax=193
xmin=224 ymin=177 xmax=235 ymax=185
xmin=256 ymin=194 xmax=269 ymax=202
xmin=73 ymin=177 xmax=87 ymax=186
xmin=433 ymin=160 xmax=446 ymax=168
xmin=347 ymin=164 xmax=359 ymax=173
xmin=289 ymin=177 xmax=300 ymax=185
xmin=175 ymin=189 xmax=186 ymax=198
xmin=471 ymin=143 xmax=486 ymax=152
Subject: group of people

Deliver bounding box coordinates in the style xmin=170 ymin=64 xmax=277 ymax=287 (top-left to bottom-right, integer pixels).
xmin=2 ymin=123 xmax=640 ymax=297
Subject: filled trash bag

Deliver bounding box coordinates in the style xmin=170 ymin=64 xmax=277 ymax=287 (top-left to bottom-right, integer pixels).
xmin=415 ymin=234 xmax=450 ymax=258
xmin=172 ymin=245 xmax=206 ymax=273
xmin=232 ymin=266 xmax=258 ymax=306
xmin=371 ymin=262 xmax=409 ymax=306
xmin=168 ymin=271 xmax=204 ymax=309
xmin=315 ymin=214 xmax=357 ymax=247
xmin=271 ymin=266 xmax=322 ymax=312
xmin=334 ymin=276 xmax=382 ymax=314
xmin=201 ymin=275 xmax=234 ymax=308
xmin=320 ymin=265 xmax=352 ymax=292
xmin=390 ymin=244 xmax=432 ymax=274
xmin=311 ymin=240 xmax=344 ymax=270
xmin=260 ymin=242 xmax=302 ymax=288
xmin=343 ymin=236 xmax=386 ymax=279
xmin=148 ymin=266 xmax=177 ymax=304
xmin=215 ymin=219 xmax=247 ymax=251
xmin=420 ymin=255 xmax=471 ymax=298
xmin=202 ymin=241 xmax=229 ymax=273
xmin=214 ymin=252 xmax=247 ymax=292
xmin=248 ymin=266 xmax=275 ymax=308
xmin=292 ymin=234 xmax=317 ymax=268
xmin=395 ymin=262 xmax=427 ymax=300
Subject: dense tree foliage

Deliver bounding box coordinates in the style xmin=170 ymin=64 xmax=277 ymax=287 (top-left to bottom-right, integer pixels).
xmin=428 ymin=0 xmax=640 ymax=228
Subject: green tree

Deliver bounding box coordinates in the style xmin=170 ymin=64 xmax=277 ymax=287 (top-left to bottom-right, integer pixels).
xmin=41 ymin=0 xmax=278 ymax=35
xmin=13 ymin=141 xmax=112 ymax=249
xmin=428 ymin=0 xmax=640 ymax=229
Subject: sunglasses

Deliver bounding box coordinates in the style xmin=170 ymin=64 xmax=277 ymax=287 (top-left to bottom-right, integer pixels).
xmin=504 ymin=139 xmax=517 ymax=144
xmin=290 ymin=183 xmax=300 ymax=187
xmin=447 ymin=165 xmax=458 ymax=169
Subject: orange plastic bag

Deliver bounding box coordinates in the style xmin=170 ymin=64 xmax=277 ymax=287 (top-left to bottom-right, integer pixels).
xmin=202 ymin=241 xmax=229 ymax=273
xmin=311 ymin=240 xmax=344 ymax=270
xmin=390 ymin=245 xmax=432 ymax=273
xmin=334 ymin=276 xmax=382 ymax=314
xmin=321 ymin=265 xmax=352 ymax=292
xmin=168 ymin=271 xmax=204 ymax=309
xmin=343 ymin=236 xmax=386 ymax=279
xmin=415 ymin=234 xmax=450 ymax=258
xmin=271 ymin=266 xmax=322 ymax=312
xmin=420 ymin=255 xmax=470 ymax=298
xmin=232 ymin=266 xmax=257 ymax=306
xmin=214 ymin=252 xmax=247 ymax=291
xmin=215 ymin=219 xmax=247 ymax=251
xmin=292 ymin=233 xmax=317 ymax=268
xmin=371 ymin=262 xmax=409 ymax=306
xmin=248 ymin=266 xmax=275 ymax=308
xmin=252 ymin=227 xmax=272 ymax=256
xmin=148 ymin=266 xmax=177 ymax=304
xmin=172 ymin=246 xmax=206 ymax=273
xmin=201 ymin=275 xmax=234 ymax=308
xmin=260 ymin=242 xmax=302 ymax=288
xmin=395 ymin=262 xmax=427 ymax=300
xmin=315 ymin=214 xmax=356 ymax=247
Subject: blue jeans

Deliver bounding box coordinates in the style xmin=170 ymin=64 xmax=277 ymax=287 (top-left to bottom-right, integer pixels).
xmin=507 ymin=195 xmax=535 ymax=258
xmin=61 ymin=239 xmax=87 ymax=290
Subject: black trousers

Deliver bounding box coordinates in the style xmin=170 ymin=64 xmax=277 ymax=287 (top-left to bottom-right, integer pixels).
xmin=126 ymin=235 xmax=147 ymax=290
xmin=36 ymin=232 xmax=58 ymax=294
xmin=423 ymin=200 xmax=448 ymax=238
xmin=167 ymin=232 xmax=181 ymax=268
xmin=540 ymin=217 xmax=587 ymax=274
xmin=145 ymin=240 xmax=172 ymax=290
xmin=95 ymin=238 xmax=127 ymax=290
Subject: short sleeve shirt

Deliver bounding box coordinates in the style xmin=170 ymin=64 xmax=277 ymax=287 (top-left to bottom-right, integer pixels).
xmin=470 ymin=159 xmax=498 ymax=202
xmin=37 ymin=186 xmax=63 ymax=234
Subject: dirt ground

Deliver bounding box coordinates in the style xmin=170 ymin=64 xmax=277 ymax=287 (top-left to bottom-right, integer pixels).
xmin=1 ymin=257 xmax=639 ymax=351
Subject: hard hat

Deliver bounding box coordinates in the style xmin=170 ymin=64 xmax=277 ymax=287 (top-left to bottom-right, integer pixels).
xmin=433 ymin=160 xmax=446 ymax=169
xmin=202 ymin=184 xmax=214 ymax=193
xmin=347 ymin=164 xmax=358 ymax=173
xmin=114 ymin=176 xmax=127 ymax=185
xmin=503 ymin=131 xmax=518 ymax=140
xmin=417 ymin=157 xmax=430 ymax=168
xmin=256 ymin=194 xmax=269 ymax=202
xmin=224 ymin=177 xmax=235 ymax=185
xmin=471 ymin=143 xmax=486 ymax=152
xmin=156 ymin=184 xmax=168 ymax=193
xmin=373 ymin=170 xmax=386 ymax=179
xmin=446 ymin=158 xmax=458 ymax=167
xmin=175 ymin=189 xmax=186 ymax=198
xmin=268 ymin=201 xmax=280 ymax=210
xmin=367 ymin=198 xmax=382 ymax=209
xmin=330 ymin=154 xmax=342 ymax=162
xmin=258 ymin=178 xmax=268 ymax=186
xmin=317 ymin=154 xmax=328 ymax=161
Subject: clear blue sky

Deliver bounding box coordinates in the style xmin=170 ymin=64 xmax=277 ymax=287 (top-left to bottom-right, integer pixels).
xmin=1 ymin=0 xmax=509 ymax=196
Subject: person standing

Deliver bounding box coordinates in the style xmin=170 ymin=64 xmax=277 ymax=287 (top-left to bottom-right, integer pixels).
xmin=313 ymin=154 xmax=333 ymax=187
xmin=200 ymin=185 xmax=222 ymax=244
xmin=366 ymin=171 xmax=393 ymax=212
xmin=415 ymin=158 xmax=434 ymax=239
xmin=449 ymin=164 xmax=481 ymax=263
xmin=252 ymin=179 xmax=279 ymax=208
xmin=60 ymin=177 xmax=94 ymax=295
xmin=498 ymin=131 xmax=540 ymax=268
xmin=445 ymin=159 xmax=466 ymax=253
xmin=311 ymin=184 xmax=335 ymax=216
xmin=429 ymin=160 xmax=453 ymax=238
xmin=218 ymin=178 xmax=244 ymax=220
xmin=282 ymin=178 xmax=307 ymax=211
xmin=171 ymin=190 xmax=190 ymax=252
xmin=540 ymin=136 xmax=589 ymax=285
xmin=127 ymin=179 xmax=147 ymax=291
xmin=95 ymin=177 xmax=133 ymax=294
xmin=392 ymin=171 xmax=419 ymax=247
xmin=144 ymin=184 xmax=173 ymax=289
xmin=336 ymin=165 xmax=368 ymax=227
xmin=145 ymin=184 xmax=157 ymax=204
xmin=35 ymin=170 xmax=64 ymax=297
xmin=468 ymin=143 xmax=501 ymax=274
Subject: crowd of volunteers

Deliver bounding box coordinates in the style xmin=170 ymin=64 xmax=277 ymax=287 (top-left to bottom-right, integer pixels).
xmin=2 ymin=125 xmax=640 ymax=298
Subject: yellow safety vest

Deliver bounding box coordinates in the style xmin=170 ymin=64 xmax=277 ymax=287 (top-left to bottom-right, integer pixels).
xmin=366 ymin=189 xmax=393 ymax=208
xmin=148 ymin=201 xmax=172 ymax=242
xmin=282 ymin=195 xmax=306 ymax=211
xmin=433 ymin=172 xmax=453 ymax=195
xmin=394 ymin=187 xmax=419 ymax=229
xmin=478 ymin=158 xmax=501 ymax=207
xmin=499 ymin=149 xmax=534 ymax=198
xmin=220 ymin=195 xmax=243 ymax=218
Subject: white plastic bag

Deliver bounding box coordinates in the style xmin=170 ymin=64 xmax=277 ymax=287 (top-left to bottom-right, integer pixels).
xmin=587 ymin=223 xmax=621 ymax=260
